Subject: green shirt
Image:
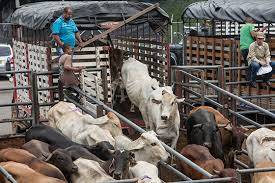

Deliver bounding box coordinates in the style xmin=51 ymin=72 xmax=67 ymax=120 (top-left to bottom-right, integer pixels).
xmin=240 ymin=23 xmax=255 ymax=50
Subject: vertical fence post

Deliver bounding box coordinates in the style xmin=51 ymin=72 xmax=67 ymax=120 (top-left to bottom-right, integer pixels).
xmin=200 ymin=70 xmax=205 ymax=105
xmin=58 ymin=80 xmax=64 ymax=101
xmin=30 ymin=71 xmax=40 ymax=125
xmin=237 ymin=171 xmax=242 ymax=183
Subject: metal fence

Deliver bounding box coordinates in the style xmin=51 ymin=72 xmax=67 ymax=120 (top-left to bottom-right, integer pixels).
xmin=171 ymin=65 xmax=275 ymax=182
xmin=0 ymin=69 xmax=275 ymax=182
xmin=0 ymin=70 xmax=61 ymax=138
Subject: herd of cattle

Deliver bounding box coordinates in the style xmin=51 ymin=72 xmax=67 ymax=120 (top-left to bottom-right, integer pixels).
xmin=1 ymin=57 xmax=275 ymax=183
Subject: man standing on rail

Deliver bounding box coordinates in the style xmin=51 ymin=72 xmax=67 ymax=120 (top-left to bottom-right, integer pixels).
xmin=240 ymin=16 xmax=258 ymax=66
xmin=247 ymin=32 xmax=275 ymax=87
xmin=51 ymin=7 xmax=84 ymax=56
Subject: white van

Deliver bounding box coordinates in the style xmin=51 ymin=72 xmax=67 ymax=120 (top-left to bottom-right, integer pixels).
xmin=0 ymin=44 xmax=14 ymax=76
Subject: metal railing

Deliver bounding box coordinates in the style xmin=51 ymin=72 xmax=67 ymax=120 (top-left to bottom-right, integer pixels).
xmin=171 ymin=65 xmax=275 ymax=182
xmin=0 ymin=70 xmax=61 ymax=137
xmin=69 ymin=86 xmax=239 ymax=182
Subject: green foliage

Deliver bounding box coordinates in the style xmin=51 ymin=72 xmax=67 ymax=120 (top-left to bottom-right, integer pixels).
xmin=159 ymin=0 xmax=201 ymax=21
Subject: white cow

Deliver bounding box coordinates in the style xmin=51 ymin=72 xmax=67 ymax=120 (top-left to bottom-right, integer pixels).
xmin=121 ymin=57 xmax=159 ymax=108
xmin=129 ymin=161 xmax=162 ymax=183
xmin=72 ymin=158 xmax=114 ymax=183
xmin=53 ymin=112 xmax=115 ymax=146
xmin=49 ymin=102 xmax=122 ymax=139
xmin=115 ymin=131 xmax=169 ymax=166
xmin=246 ymin=128 xmax=275 ymax=166
xmin=121 ymin=58 xmax=184 ymax=149
xmin=48 ymin=101 xmax=80 ymax=128
xmin=140 ymin=86 xmax=184 ymax=149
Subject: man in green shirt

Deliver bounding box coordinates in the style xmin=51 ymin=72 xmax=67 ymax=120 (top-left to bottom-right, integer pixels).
xmin=240 ymin=16 xmax=257 ymax=66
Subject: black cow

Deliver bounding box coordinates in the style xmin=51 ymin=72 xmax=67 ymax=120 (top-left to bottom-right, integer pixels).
xmin=186 ymin=109 xmax=224 ymax=160
xmin=65 ymin=145 xmax=103 ymax=162
xmin=46 ymin=149 xmax=78 ymax=183
xmin=25 ymin=125 xmax=114 ymax=161
xmin=101 ymin=150 xmax=136 ymax=180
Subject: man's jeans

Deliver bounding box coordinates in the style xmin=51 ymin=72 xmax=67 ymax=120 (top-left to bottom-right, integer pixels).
xmin=56 ymin=47 xmax=75 ymax=59
xmin=56 ymin=47 xmax=64 ymax=56
xmin=249 ymin=60 xmax=275 ymax=82
xmin=241 ymin=49 xmax=249 ymax=66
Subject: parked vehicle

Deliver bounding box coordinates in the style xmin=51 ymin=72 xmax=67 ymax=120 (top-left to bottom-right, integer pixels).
xmin=0 ymin=44 xmax=14 ymax=76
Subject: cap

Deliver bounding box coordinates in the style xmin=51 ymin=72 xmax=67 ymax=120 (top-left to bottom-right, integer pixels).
xmin=256 ymin=32 xmax=265 ymax=39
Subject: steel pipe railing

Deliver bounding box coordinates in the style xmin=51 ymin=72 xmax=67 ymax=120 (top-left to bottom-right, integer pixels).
xmin=170 ymin=177 xmax=233 ymax=183
xmin=177 ymin=69 xmax=275 ymax=119
xmin=179 ymin=84 xmax=264 ymax=128
xmin=0 ymin=86 xmax=31 ymax=91
xmin=0 ymin=166 xmax=17 ymax=183
xmin=159 ymin=161 xmax=192 ymax=181
xmin=100 ymin=178 xmax=138 ymax=183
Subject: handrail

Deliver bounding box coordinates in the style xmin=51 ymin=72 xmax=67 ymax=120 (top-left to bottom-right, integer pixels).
xmin=174 ymin=68 xmax=275 ymax=119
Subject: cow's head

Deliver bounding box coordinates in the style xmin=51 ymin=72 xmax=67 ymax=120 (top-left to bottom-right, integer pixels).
xmin=109 ymin=150 xmax=136 ymax=179
xmin=86 ymin=141 xmax=115 ymax=161
xmin=151 ymin=87 xmax=184 ymax=122
xmin=187 ymin=109 xmax=223 ymax=159
xmin=46 ymin=149 xmax=78 ymax=175
xmin=128 ymin=131 xmax=169 ymax=165
xmin=224 ymin=123 xmax=249 ymax=153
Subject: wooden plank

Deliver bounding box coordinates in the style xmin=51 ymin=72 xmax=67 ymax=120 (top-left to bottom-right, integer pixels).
xmin=80 ymin=3 xmax=160 ymax=48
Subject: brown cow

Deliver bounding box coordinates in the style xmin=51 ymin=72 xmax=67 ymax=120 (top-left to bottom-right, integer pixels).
xmin=189 ymin=106 xmax=248 ymax=167
xmin=0 ymin=161 xmax=65 ymax=183
xmin=179 ymin=144 xmax=237 ymax=181
xmin=253 ymin=161 xmax=275 ymax=183
xmin=0 ymin=148 xmax=66 ymax=181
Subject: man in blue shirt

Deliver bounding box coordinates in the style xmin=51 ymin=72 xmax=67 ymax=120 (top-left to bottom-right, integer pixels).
xmin=52 ymin=7 xmax=84 ymax=56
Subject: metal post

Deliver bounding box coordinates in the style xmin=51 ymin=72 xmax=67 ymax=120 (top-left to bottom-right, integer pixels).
xmin=200 ymin=70 xmax=205 ymax=105
xmin=31 ymin=72 xmax=40 ymax=125
xmin=237 ymin=171 xmax=242 ymax=183
xmin=58 ymin=80 xmax=64 ymax=101
xmin=0 ymin=166 xmax=17 ymax=183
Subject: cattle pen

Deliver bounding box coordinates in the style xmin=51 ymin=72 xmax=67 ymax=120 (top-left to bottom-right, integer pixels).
xmin=0 ymin=1 xmax=275 ymax=183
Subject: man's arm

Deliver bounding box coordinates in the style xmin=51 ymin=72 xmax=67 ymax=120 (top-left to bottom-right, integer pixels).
xmin=72 ymin=21 xmax=84 ymax=47
xmin=247 ymin=43 xmax=261 ymax=63
xmin=52 ymin=19 xmax=64 ymax=47
xmin=63 ymin=55 xmax=83 ymax=72
xmin=52 ymin=35 xmax=64 ymax=47
xmin=265 ymin=44 xmax=271 ymax=65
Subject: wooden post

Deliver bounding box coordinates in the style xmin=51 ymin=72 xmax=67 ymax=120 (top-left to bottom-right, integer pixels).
xmin=79 ymin=3 xmax=160 ymax=48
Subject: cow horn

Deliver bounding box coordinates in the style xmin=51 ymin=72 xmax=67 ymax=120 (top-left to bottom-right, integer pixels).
xmin=193 ymin=124 xmax=203 ymax=128
xmin=162 ymin=90 xmax=168 ymax=95
xmin=240 ymin=125 xmax=250 ymax=132
xmin=176 ymin=98 xmax=185 ymax=103
xmin=271 ymin=148 xmax=275 ymax=151
xmin=213 ymin=169 xmax=221 ymax=175
xmin=224 ymin=123 xmax=232 ymax=131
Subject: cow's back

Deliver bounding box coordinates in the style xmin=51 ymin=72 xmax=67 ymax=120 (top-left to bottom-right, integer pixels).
xmin=121 ymin=57 xmax=158 ymax=107
xmin=179 ymin=145 xmax=224 ymax=179
xmin=0 ymin=148 xmax=66 ymax=181
xmin=0 ymin=161 xmax=65 ymax=183
xmin=253 ymin=161 xmax=275 ymax=183
xmin=72 ymin=158 xmax=114 ymax=183
xmin=48 ymin=101 xmax=78 ymax=128
xmin=22 ymin=140 xmax=50 ymax=160
xmin=25 ymin=125 xmax=75 ymax=149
